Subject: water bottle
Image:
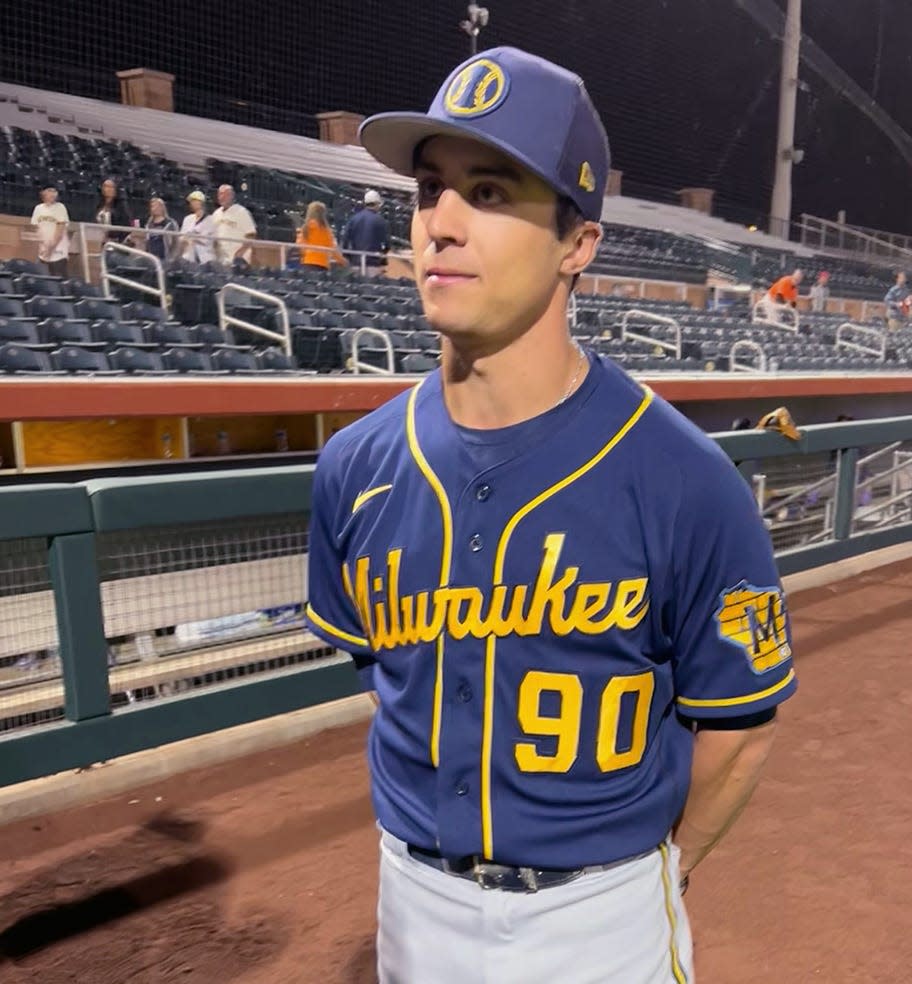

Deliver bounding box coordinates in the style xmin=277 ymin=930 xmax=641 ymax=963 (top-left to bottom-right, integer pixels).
xmin=161 ymin=430 xmax=173 ymax=458
xmin=216 ymin=430 xmax=231 ymax=455
xmin=275 ymin=428 xmax=289 ymax=452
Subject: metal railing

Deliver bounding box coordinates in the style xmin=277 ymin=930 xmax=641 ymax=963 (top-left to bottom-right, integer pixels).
xmin=730 ymin=339 xmax=768 ymax=373
xmin=836 ymin=322 xmax=886 ymax=363
xmin=752 ymin=298 xmax=800 ymax=332
xmin=620 ymin=309 xmax=682 ymax=359
xmin=217 ymin=283 xmax=292 ymax=355
xmin=351 ymin=326 xmax=395 ymax=375
xmin=100 ymin=241 xmax=168 ymax=313
xmin=799 ymin=213 xmax=912 ymax=267
xmin=75 ymin=220 xmax=400 ymax=280
xmin=2 ymin=415 xmax=912 ymax=786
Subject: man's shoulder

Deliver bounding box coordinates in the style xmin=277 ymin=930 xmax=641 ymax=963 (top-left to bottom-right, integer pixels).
xmin=318 ymin=383 xmax=420 ymax=474
xmin=597 ymin=360 xmax=737 ymax=481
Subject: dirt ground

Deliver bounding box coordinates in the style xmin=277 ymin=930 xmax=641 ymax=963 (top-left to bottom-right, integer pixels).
xmin=2 ymin=559 xmax=912 ymax=983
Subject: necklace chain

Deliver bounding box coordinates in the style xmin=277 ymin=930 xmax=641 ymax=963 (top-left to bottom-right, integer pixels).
xmin=556 ymin=342 xmax=585 ymax=408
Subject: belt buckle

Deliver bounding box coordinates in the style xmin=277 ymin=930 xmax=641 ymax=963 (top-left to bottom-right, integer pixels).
xmin=470 ymin=858 xmax=539 ymax=892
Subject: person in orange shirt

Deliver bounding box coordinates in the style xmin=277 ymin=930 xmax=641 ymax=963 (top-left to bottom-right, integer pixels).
xmin=296 ymin=201 xmax=347 ymax=271
xmin=758 ymin=268 xmax=803 ymax=323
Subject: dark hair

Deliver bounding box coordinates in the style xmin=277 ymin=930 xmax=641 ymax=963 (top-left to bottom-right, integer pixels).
xmin=96 ymin=177 xmax=123 ymax=211
xmin=555 ymin=196 xmax=583 ymax=240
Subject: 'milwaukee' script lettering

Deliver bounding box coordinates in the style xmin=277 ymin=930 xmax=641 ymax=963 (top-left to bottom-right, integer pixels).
xmin=348 ymin=533 xmax=649 ymax=651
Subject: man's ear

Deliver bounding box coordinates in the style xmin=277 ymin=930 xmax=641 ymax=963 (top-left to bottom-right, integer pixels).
xmin=560 ymin=221 xmax=602 ymax=278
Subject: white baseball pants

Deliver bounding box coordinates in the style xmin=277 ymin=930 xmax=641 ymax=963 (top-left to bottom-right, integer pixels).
xmin=377 ymin=829 xmax=694 ymax=984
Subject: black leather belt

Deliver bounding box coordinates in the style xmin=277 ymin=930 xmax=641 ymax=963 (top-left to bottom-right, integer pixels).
xmin=407 ymin=844 xmax=587 ymax=892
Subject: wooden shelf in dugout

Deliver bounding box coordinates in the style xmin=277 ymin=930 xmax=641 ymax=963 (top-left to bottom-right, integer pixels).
xmin=18 ymin=417 xmax=188 ymax=468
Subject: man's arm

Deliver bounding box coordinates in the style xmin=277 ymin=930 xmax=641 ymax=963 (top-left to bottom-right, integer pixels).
xmin=234 ymin=209 xmax=257 ymax=259
xmin=674 ymin=716 xmax=777 ymax=877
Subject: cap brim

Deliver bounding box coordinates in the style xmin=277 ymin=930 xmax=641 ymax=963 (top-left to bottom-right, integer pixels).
xmin=360 ymin=112 xmax=568 ymax=203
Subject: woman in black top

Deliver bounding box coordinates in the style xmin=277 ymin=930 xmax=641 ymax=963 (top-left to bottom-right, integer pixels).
xmin=95 ymin=177 xmax=133 ymax=241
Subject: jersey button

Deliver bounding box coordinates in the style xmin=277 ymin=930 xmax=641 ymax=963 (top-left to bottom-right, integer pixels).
xmin=469 ymin=533 xmax=484 ymax=552
xmin=475 ymin=484 xmax=491 ymax=502
xmin=455 ymin=781 xmax=469 ymax=796
xmin=456 ymin=682 xmax=473 ymax=702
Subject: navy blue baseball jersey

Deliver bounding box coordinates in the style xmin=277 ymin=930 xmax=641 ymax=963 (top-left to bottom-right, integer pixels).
xmin=305 ymin=352 xmax=796 ymax=868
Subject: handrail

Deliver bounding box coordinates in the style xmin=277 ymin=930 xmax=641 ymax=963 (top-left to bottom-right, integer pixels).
xmin=799 ymin=213 xmax=912 ymax=266
xmin=75 ymin=221 xmax=398 ymax=279
xmin=100 ymin=241 xmax=168 ymax=314
xmin=351 ymin=326 xmax=395 ymax=375
xmin=836 ymin=322 xmax=886 ymax=363
xmin=751 ymin=299 xmax=799 ymax=332
xmin=730 ymin=339 xmax=768 ymax=373
xmin=620 ymin=309 xmax=682 ymax=359
xmin=217 ymin=284 xmax=291 ymax=356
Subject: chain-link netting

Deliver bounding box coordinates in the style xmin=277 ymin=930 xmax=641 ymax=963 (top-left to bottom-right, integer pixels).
xmin=95 ymin=515 xmax=333 ymax=707
xmin=0 ymin=537 xmax=64 ymax=734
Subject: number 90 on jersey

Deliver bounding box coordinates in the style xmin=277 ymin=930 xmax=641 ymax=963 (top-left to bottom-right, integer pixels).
xmin=515 ymin=669 xmax=655 ymax=774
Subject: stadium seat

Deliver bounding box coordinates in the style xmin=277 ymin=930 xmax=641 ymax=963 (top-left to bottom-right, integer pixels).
xmin=75 ymin=298 xmax=122 ymax=322
xmin=0 ymin=319 xmax=40 ymax=346
xmin=183 ymin=323 xmax=227 ymax=349
xmin=27 ymin=297 xmax=76 ymax=320
xmin=0 ymin=297 xmax=26 ymax=319
xmin=144 ymin=322 xmax=198 ymax=348
xmin=256 ymin=348 xmax=297 ymax=372
xmin=401 ymin=352 xmax=438 ymax=373
xmin=161 ymin=348 xmax=214 ymax=373
xmin=123 ymin=300 xmax=167 ymax=322
xmin=0 ymin=343 xmax=52 ymax=373
xmin=107 ymin=347 xmax=166 ymax=373
xmin=91 ymin=320 xmax=155 ymax=350
xmin=38 ymin=318 xmax=99 ymax=348
xmin=14 ymin=274 xmax=64 ymax=297
xmin=51 ymin=347 xmax=113 ymax=374
xmin=211 ymin=348 xmax=258 ymax=373
xmin=62 ymin=278 xmax=103 ymax=298
xmin=3 ymin=259 xmax=44 ymax=276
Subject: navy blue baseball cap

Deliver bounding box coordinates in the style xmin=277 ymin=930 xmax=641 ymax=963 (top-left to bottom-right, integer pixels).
xmin=359 ymin=47 xmax=610 ymax=223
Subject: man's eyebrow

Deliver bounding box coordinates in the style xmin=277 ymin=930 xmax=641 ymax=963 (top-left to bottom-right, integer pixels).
xmin=413 ymin=159 xmax=523 ymax=183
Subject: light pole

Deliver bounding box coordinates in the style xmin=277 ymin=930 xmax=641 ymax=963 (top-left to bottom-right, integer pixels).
xmin=460 ymin=4 xmax=490 ymax=56
xmin=769 ymin=0 xmax=802 ymax=240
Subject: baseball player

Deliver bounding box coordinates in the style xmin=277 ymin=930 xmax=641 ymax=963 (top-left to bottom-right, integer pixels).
xmin=305 ymin=47 xmax=797 ymax=984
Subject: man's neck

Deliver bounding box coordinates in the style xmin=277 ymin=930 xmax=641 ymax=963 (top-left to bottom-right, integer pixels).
xmin=441 ymin=305 xmax=587 ymax=430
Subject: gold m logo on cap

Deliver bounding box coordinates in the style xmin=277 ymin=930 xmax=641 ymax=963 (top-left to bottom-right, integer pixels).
xmin=444 ymin=58 xmax=508 ymax=117
xmin=578 ymin=161 xmax=596 ymax=192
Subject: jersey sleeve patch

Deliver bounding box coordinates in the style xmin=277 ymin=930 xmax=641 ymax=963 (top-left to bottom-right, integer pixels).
xmin=714 ymin=580 xmax=792 ymax=675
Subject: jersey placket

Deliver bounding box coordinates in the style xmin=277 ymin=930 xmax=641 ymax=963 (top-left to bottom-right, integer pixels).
xmin=434 ymin=476 xmax=499 ymax=859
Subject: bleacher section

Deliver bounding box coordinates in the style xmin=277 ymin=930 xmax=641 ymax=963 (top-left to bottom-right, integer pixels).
xmin=3 ymin=251 xmax=906 ymax=378
xmin=2 ymin=116 xmax=908 ymax=292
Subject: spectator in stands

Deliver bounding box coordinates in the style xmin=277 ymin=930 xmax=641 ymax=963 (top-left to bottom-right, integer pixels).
xmin=884 ymin=271 xmax=909 ymax=331
xmin=95 ymin=178 xmax=133 ymax=241
xmin=180 ymin=190 xmax=216 ymax=265
xmin=342 ymin=189 xmax=390 ymax=276
xmin=144 ymin=197 xmax=179 ymax=263
xmin=809 ymin=270 xmax=830 ymax=312
xmin=31 ymin=185 xmax=70 ymax=277
xmin=758 ymin=268 xmax=803 ymax=323
xmin=212 ymin=184 xmax=257 ymax=269
xmin=296 ymin=201 xmax=346 ymax=272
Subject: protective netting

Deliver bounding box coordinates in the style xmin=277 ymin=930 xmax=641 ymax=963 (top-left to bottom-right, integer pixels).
xmin=0 ymin=537 xmax=64 ymax=734
xmin=2 ymin=0 xmax=912 ymax=231
xmin=95 ymin=515 xmax=334 ymax=706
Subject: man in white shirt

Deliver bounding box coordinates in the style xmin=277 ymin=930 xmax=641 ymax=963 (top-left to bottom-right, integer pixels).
xmin=211 ymin=185 xmax=257 ymax=268
xmin=31 ymin=186 xmax=70 ymax=277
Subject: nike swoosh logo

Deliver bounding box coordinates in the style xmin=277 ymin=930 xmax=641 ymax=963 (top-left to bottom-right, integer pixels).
xmin=352 ymin=484 xmax=393 ymax=514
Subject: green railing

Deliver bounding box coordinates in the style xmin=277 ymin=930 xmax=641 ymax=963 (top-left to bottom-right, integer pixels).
xmin=2 ymin=417 xmax=912 ymax=789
